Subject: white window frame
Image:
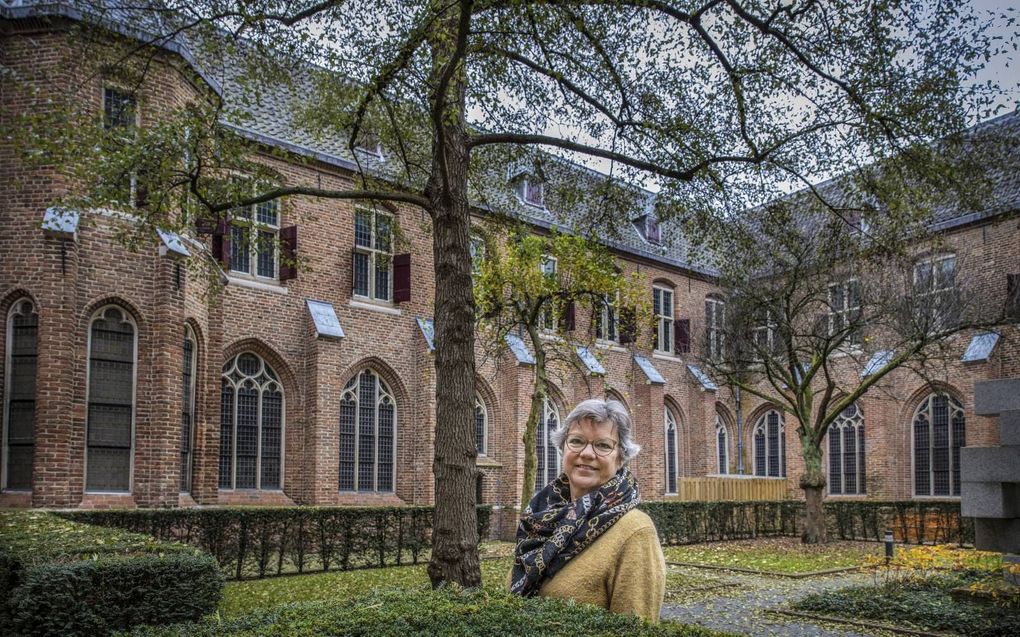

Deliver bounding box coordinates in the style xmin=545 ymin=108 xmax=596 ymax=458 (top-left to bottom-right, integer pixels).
xmin=653 ymin=285 xmax=674 ymax=354
xmin=102 ymin=86 xmax=141 ymax=207
xmin=705 ymin=296 xmax=726 ymax=360
xmin=595 ymin=292 xmax=619 ymax=343
xmin=664 ymin=407 xmax=680 ymax=495
xmin=828 ymin=278 xmax=862 ymax=347
xmin=353 ymin=207 xmax=394 ymax=303
xmin=752 ymin=309 xmax=777 ymax=359
xmin=84 ymin=304 xmax=138 ymax=494
xmin=715 ymin=413 xmax=729 ymax=475
xmin=536 ymin=396 xmax=561 ymax=489
xmin=521 ymin=178 xmax=545 ymax=208
xmin=913 ymin=254 xmax=956 ymax=330
xmin=229 ymin=196 xmax=281 ymax=282
xmin=539 ymin=255 xmax=558 ymax=332
xmin=219 ymin=353 xmax=286 ymax=491
xmin=469 ymin=234 xmax=486 ymax=278
xmin=474 ymin=395 xmax=488 ymax=456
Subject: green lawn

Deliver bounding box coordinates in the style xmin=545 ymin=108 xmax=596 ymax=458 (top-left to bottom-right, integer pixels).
xmin=221 ymin=557 xmax=513 ymax=617
xmin=663 ymin=538 xmax=880 ymax=574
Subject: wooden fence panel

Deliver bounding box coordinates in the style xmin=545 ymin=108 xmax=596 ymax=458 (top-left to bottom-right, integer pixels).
xmin=676 ymin=476 xmax=789 ymax=501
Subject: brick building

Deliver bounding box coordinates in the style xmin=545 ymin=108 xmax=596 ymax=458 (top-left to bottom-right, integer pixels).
xmin=1 ymin=4 xmax=1017 ymax=534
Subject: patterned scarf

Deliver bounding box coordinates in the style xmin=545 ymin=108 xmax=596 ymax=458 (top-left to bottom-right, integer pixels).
xmin=509 ymin=467 xmax=640 ymax=597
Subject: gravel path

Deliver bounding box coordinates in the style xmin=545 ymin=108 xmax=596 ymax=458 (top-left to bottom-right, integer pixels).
xmin=662 ymin=567 xmax=885 ymax=637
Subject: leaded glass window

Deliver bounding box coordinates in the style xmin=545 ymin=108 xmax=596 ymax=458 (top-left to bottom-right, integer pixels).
xmin=87 ymin=306 xmax=136 ymax=492
xmin=665 ymin=407 xmax=680 ymax=494
xmin=535 ymin=396 xmax=561 ymax=490
xmin=3 ymin=299 xmax=37 ymax=490
xmin=753 ymin=410 xmax=786 ymax=477
xmin=219 ymin=353 xmax=284 ymax=490
xmin=339 ymin=369 xmax=396 ymax=492
xmin=913 ymin=255 xmax=957 ymax=330
xmin=715 ymin=413 xmax=729 ymax=475
xmin=180 ymin=326 xmax=197 ymax=493
xmin=475 ymin=396 xmax=487 ymax=455
xmin=353 ymin=208 xmax=393 ymax=302
xmin=828 ymin=402 xmax=865 ymax=495
xmin=828 ymin=279 xmax=862 ymax=346
xmin=913 ymin=393 xmax=965 ymax=497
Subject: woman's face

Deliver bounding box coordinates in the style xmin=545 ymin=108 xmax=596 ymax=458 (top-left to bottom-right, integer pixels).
xmin=563 ymin=417 xmax=622 ymax=500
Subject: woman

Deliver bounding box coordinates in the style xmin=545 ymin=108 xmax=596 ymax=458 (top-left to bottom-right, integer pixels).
xmin=510 ymin=398 xmax=666 ymax=622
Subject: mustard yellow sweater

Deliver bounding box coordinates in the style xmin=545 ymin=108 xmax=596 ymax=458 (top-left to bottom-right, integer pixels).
xmin=522 ymin=509 xmax=666 ymax=623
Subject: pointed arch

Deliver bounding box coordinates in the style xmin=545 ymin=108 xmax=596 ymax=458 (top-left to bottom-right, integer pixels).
xmin=536 ymin=382 xmax=565 ymax=490
xmin=474 ymin=375 xmax=498 ymax=457
xmin=85 ymin=303 xmax=138 ymax=493
xmin=827 ymin=400 xmax=865 ymax=495
xmin=750 ymin=406 xmax=786 ymax=478
xmin=715 ymin=403 xmax=733 ymax=475
xmin=224 ymin=338 xmax=300 ymax=408
xmin=663 ymin=397 xmax=684 ymax=494
xmin=3 ymin=295 xmax=38 ymax=490
xmin=338 ymin=366 xmax=398 ymax=492
xmin=219 ymin=350 xmax=286 ymax=490
xmin=910 ymin=387 xmax=966 ymax=497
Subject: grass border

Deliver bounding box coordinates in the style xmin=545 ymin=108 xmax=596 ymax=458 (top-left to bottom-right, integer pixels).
xmin=766 ymin=609 xmax=958 ymax=637
xmin=666 ymin=561 xmax=867 ymax=579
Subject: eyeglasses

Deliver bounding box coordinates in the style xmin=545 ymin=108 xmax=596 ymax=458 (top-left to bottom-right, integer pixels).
xmin=565 ymin=434 xmax=618 ymax=457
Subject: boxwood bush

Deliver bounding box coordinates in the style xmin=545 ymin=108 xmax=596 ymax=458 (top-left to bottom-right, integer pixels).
xmin=60 ymin=505 xmax=492 ymax=580
xmin=641 ymin=500 xmax=970 ymax=546
xmin=129 ymin=587 xmax=734 ymax=637
xmin=0 ymin=511 xmax=222 ymax=637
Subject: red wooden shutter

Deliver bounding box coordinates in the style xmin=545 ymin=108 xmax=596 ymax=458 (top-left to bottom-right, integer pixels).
xmin=279 ymin=225 xmax=298 ymax=281
xmin=393 ymin=253 xmax=411 ymax=302
xmin=563 ymin=299 xmax=576 ymax=331
xmin=212 ymin=217 xmax=231 ymax=269
xmin=675 ymin=318 xmax=691 ymax=354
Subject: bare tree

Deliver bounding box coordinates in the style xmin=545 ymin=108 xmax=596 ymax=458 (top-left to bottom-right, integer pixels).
xmin=699 ymin=179 xmax=1015 ymax=543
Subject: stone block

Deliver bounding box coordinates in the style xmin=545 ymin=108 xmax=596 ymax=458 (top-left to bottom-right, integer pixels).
xmin=959 ymin=447 xmax=1020 ymax=483
xmin=974 ymin=518 xmax=1020 ymax=553
xmin=1001 ymin=410 xmax=1020 ymax=446
xmin=974 ymin=379 xmax=1020 ymax=415
xmin=961 ymin=482 xmax=1020 ymax=518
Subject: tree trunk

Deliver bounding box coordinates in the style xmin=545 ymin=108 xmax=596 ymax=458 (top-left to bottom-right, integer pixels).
xmin=425 ymin=7 xmax=480 ymax=589
xmin=799 ymin=438 xmax=828 ymax=544
xmin=519 ymin=324 xmax=548 ymax=513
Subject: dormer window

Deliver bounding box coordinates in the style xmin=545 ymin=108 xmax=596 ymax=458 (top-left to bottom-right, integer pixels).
xmin=354 ymin=131 xmax=383 ymax=158
xmin=515 ymin=177 xmax=545 ymax=208
xmin=635 ymin=214 xmax=661 ymax=245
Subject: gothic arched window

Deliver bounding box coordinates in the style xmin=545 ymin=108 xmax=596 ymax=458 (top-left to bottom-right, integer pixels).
xmin=220 ymin=353 xmax=284 ymax=490
xmin=339 ymin=369 xmax=396 ymax=492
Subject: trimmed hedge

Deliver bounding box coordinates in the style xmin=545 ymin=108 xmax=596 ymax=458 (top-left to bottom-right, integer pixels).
xmin=60 ymin=505 xmax=493 ymax=580
xmin=129 ymin=587 xmax=735 ymax=637
xmin=0 ymin=511 xmax=222 ymax=637
xmin=641 ymin=500 xmax=972 ymax=546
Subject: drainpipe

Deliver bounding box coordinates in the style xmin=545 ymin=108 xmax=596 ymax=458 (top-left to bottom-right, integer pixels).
xmin=735 ymin=385 xmax=745 ymax=474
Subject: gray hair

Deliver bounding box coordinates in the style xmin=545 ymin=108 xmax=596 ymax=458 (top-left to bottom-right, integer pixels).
xmin=550 ymin=398 xmax=641 ymax=463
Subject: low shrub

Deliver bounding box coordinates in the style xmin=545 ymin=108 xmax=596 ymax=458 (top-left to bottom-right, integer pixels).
xmin=793 ymin=573 xmax=1020 ymax=637
xmin=0 ymin=511 xmax=222 ymax=637
xmin=641 ymin=500 xmax=971 ymax=546
xmin=130 ymin=587 xmax=735 ymax=637
xmin=60 ymin=505 xmax=492 ymax=580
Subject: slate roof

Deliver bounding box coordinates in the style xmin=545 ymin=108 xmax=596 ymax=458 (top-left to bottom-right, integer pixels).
xmin=4 ymin=1 xmax=1018 ymax=277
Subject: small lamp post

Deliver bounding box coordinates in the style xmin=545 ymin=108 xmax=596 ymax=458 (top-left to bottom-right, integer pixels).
xmin=884 ymin=530 xmax=895 ymax=565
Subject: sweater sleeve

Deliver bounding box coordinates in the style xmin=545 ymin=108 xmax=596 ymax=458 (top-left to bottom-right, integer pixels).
xmin=608 ymin=524 xmax=666 ymax=623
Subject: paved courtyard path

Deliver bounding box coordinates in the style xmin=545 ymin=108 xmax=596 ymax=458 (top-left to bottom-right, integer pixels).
xmin=662 ymin=566 xmax=885 ymax=637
